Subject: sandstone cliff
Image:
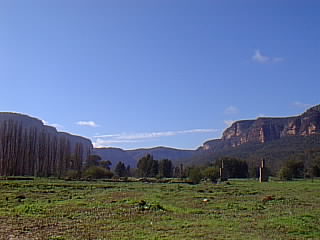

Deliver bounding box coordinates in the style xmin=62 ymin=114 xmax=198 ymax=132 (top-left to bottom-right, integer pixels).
xmin=202 ymin=105 xmax=320 ymax=151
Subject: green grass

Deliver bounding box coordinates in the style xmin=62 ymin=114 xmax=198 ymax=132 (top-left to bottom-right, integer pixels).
xmin=0 ymin=178 xmax=319 ymax=239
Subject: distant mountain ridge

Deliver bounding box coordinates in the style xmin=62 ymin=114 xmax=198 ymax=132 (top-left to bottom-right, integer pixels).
xmin=201 ymin=104 xmax=320 ymax=152
xmin=1 ymin=105 xmax=320 ymax=174
xmin=93 ymin=146 xmax=195 ymax=168
xmin=94 ymin=105 xmax=320 ymax=167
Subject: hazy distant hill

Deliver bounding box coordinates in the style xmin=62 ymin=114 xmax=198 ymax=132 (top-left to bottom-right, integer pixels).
xmin=128 ymin=147 xmax=195 ymax=162
xmin=92 ymin=147 xmax=137 ymax=169
xmin=93 ymin=146 xmax=195 ymax=168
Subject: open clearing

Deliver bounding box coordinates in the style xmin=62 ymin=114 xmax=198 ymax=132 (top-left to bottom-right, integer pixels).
xmin=0 ymin=179 xmax=319 ymax=240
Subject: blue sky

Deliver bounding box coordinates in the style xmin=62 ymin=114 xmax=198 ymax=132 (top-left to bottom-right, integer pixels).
xmin=1 ymin=0 xmax=319 ymax=149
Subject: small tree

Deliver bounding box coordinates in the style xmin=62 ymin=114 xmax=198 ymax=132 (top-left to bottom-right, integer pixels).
xmin=309 ymin=158 xmax=320 ymax=178
xmin=83 ymin=166 xmax=113 ymax=179
xmin=215 ymin=157 xmax=248 ymax=178
xmin=188 ymin=167 xmax=203 ymax=184
xmin=137 ymin=154 xmax=159 ymax=177
xmin=150 ymin=160 xmax=159 ymax=177
xmin=279 ymin=167 xmax=293 ymax=180
xmin=159 ymin=159 xmax=173 ymax=178
xmin=126 ymin=165 xmax=131 ymax=177
xmin=203 ymin=167 xmax=220 ymax=183
xmin=279 ymin=160 xmax=304 ymax=180
xmin=99 ymin=160 xmax=112 ymax=170
xmin=173 ymin=166 xmax=181 ymax=178
xmin=87 ymin=155 xmax=101 ymax=167
xmin=115 ymin=161 xmax=127 ymax=177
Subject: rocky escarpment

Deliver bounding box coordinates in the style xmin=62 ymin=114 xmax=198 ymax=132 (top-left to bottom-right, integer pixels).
xmin=202 ymin=105 xmax=320 ymax=151
xmin=0 ymin=112 xmax=92 ymax=153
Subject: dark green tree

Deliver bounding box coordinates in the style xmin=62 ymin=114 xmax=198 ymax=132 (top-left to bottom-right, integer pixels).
xmin=188 ymin=167 xmax=203 ymax=184
xmin=115 ymin=161 xmax=127 ymax=177
xmin=279 ymin=160 xmax=304 ymax=180
xmin=137 ymin=154 xmax=150 ymax=177
xmin=87 ymin=155 xmax=101 ymax=167
xmin=202 ymin=166 xmax=220 ymax=182
xmin=279 ymin=166 xmax=293 ymax=180
xmin=173 ymin=166 xmax=181 ymax=178
xmin=99 ymin=160 xmax=112 ymax=170
xmin=215 ymin=157 xmax=248 ymax=178
xmin=159 ymin=159 xmax=173 ymax=178
xmin=126 ymin=165 xmax=131 ymax=177
xmin=137 ymin=154 xmax=156 ymax=177
xmin=83 ymin=166 xmax=114 ymax=179
xmin=150 ymin=159 xmax=159 ymax=177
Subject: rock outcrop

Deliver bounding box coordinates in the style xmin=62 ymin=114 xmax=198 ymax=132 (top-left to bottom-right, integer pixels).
xmin=202 ymin=105 xmax=320 ymax=151
xmin=0 ymin=112 xmax=92 ymax=153
xmin=0 ymin=112 xmax=92 ymax=176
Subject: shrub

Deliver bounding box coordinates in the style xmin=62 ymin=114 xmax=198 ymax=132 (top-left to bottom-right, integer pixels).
xmin=64 ymin=170 xmax=80 ymax=180
xmin=279 ymin=167 xmax=293 ymax=180
xmin=83 ymin=166 xmax=114 ymax=179
xmin=279 ymin=160 xmax=304 ymax=180
xmin=188 ymin=167 xmax=203 ymax=184
xmin=202 ymin=167 xmax=220 ymax=182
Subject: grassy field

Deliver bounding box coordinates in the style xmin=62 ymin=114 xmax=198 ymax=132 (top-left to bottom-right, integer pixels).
xmin=0 ymin=178 xmax=319 ymax=240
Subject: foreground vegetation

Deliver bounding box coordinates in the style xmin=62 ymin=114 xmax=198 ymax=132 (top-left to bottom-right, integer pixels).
xmin=0 ymin=178 xmax=319 ymax=240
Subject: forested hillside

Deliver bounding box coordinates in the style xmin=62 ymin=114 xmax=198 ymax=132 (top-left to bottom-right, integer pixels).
xmin=187 ymin=135 xmax=320 ymax=173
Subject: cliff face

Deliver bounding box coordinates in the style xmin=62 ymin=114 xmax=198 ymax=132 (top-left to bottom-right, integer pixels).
xmin=202 ymin=105 xmax=320 ymax=151
xmin=0 ymin=112 xmax=93 ymax=153
xmin=95 ymin=105 xmax=320 ymax=164
xmin=0 ymin=112 xmax=93 ymax=176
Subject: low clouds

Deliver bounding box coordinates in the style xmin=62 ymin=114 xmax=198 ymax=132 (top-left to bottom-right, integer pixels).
xmin=257 ymin=113 xmax=266 ymax=118
xmin=224 ymin=120 xmax=234 ymax=127
xmin=223 ymin=106 xmax=239 ymax=127
xmin=94 ymin=138 xmax=140 ymax=148
xmin=293 ymin=101 xmax=312 ymax=109
xmin=93 ymin=128 xmax=219 ymax=147
xmin=76 ymin=121 xmax=99 ymax=127
xmin=252 ymin=50 xmax=284 ymax=64
xmin=42 ymin=120 xmax=63 ymax=130
xmin=224 ymin=106 xmax=239 ymax=115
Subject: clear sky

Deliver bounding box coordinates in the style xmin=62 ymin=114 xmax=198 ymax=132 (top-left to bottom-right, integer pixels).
xmin=1 ymin=0 xmax=319 ymax=149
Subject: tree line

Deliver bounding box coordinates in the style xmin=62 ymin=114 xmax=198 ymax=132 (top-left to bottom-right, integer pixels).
xmin=0 ymin=119 xmax=90 ymax=177
xmin=1 ymin=118 xmax=319 ymax=182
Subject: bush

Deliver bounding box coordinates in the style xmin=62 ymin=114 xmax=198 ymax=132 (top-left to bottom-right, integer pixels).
xmin=202 ymin=167 xmax=220 ymax=182
xmin=279 ymin=160 xmax=304 ymax=180
xmin=188 ymin=167 xmax=203 ymax=184
xmin=279 ymin=167 xmax=293 ymax=180
xmin=64 ymin=170 xmax=81 ymax=180
xmin=83 ymin=166 xmax=114 ymax=179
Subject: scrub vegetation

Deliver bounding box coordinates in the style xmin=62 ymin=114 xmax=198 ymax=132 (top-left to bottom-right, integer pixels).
xmin=0 ymin=178 xmax=319 ymax=240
